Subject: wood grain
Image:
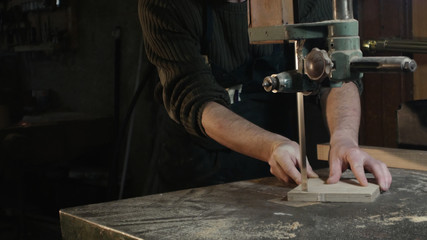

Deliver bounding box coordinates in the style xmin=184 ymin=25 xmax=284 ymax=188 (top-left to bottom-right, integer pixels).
xmin=248 ymin=0 xmax=294 ymax=44
xmin=248 ymin=0 xmax=284 ymax=27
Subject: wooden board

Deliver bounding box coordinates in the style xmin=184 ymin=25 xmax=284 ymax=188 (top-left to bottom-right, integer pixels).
xmin=317 ymin=143 xmax=427 ymax=171
xmin=248 ymin=0 xmax=294 ymax=44
xmin=248 ymin=0 xmax=294 ymax=27
xmin=287 ymin=178 xmax=380 ymax=202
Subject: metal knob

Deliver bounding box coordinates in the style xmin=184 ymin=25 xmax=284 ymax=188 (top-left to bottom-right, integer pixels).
xmin=262 ymin=72 xmax=293 ymax=93
xmin=304 ymin=48 xmax=333 ymax=81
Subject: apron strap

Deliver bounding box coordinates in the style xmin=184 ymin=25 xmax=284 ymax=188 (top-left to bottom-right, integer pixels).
xmin=201 ymin=0 xmax=213 ymax=55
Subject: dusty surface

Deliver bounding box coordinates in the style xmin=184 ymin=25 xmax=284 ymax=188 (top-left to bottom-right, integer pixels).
xmin=60 ymin=168 xmax=427 ymax=240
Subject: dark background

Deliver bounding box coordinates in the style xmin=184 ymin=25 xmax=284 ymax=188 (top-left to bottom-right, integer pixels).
xmin=0 ymin=0 xmax=421 ymax=239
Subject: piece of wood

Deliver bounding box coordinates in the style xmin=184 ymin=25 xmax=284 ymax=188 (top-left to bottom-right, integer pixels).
xmin=248 ymin=0 xmax=293 ymax=27
xmin=317 ymin=143 xmax=427 ymax=171
xmin=248 ymin=0 xmax=293 ymax=44
xmin=248 ymin=0 xmax=283 ymax=28
xmin=287 ymin=178 xmax=380 ymax=202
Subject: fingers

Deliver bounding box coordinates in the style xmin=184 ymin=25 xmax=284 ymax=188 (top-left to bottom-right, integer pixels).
xmin=273 ymin=158 xmax=320 ymax=184
xmin=297 ymin=156 xmax=319 ymax=178
xmin=364 ymin=157 xmax=392 ymax=191
xmin=269 ymin=142 xmax=320 ymax=185
xmin=328 ymin=147 xmax=392 ymax=191
xmin=269 ymin=142 xmax=321 ymax=185
xmin=274 ymin=153 xmax=302 ymax=184
xmin=269 ymin=164 xmax=290 ymax=183
xmin=342 ymin=148 xmax=367 ymax=186
xmin=347 ymin=149 xmax=393 ymax=190
xmin=327 ymin=159 xmax=343 ymax=184
xmin=348 ymin=161 xmax=369 ymax=187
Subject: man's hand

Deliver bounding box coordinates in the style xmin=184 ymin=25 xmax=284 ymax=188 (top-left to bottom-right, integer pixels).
xmin=327 ymin=140 xmax=392 ymax=191
xmin=268 ymin=140 xmax=318 ymax=185
xmin=202 ymin=101 xmax=318 ymax=185
xmin=323 ymin=81 xmax=392 ymax=191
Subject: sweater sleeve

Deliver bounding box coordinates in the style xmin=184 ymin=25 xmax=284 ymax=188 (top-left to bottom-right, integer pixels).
xmin=138 ymin=0 xmax=230 ymax=137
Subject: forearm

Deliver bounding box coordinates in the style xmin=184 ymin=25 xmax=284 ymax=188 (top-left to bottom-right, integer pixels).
xmin=324 ymin=82 xmax=361 ymax=147
xmin=323 ymin=82 xmax=392 ymax=190
xmin=201 ymin=101 xmax=290 ymax=162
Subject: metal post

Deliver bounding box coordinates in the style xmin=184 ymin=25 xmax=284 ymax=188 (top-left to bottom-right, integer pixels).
xmin=333 ymin=0 xmax=354 ymax=20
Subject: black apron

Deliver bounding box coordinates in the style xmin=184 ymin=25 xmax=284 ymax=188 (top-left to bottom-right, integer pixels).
xmin=148 ymin=2 xmax=299 ymax=193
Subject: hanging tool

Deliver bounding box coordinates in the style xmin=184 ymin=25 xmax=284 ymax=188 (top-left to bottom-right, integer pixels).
xmin=363 ymin=39 xmax=427 ymax=54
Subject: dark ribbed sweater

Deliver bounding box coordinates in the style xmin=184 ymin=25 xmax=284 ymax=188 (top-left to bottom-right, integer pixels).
xmin=139 ymin=0 xmax=275 ymax=137
xmin=138 ymin=0 xmax=360 ymax=138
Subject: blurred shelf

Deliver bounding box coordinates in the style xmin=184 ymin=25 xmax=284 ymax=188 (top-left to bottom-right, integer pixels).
xmin=13 ymin=43 xmax=56 ymax=52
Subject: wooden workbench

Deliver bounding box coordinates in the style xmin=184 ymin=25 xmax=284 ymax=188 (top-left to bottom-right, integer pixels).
xmin=59 ymin=168 xmax=427 ymax=240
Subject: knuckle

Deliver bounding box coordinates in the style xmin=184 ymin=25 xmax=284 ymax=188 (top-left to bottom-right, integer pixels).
xmin=345 ymin=147 xmax=362 ymax=159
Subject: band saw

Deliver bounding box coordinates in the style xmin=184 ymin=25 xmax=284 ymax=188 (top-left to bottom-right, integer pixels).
xmin=248 ymin=0 xmax=417 ymax=201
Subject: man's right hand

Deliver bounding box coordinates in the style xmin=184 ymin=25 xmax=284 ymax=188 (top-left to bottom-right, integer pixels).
xmin=202 ymin=101 xmax=318 ymax=184
xmin=268 ymin=141 xmax=318 ymax=185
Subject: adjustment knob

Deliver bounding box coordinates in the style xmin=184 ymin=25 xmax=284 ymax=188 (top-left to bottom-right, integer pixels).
xmin=304 ymin=48 xmax=333 ymax=81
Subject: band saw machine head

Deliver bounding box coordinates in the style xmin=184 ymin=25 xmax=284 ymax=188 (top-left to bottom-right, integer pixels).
xmin=247 ymin=0 xmax=417 ymax=95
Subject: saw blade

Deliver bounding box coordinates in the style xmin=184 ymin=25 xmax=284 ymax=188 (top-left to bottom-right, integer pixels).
xmin=297 ymin=92 xmax=308 ymax=191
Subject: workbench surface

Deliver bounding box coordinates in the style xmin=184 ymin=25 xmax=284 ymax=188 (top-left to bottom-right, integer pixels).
xmin=60 ymin=168 xmax=427 ymax=240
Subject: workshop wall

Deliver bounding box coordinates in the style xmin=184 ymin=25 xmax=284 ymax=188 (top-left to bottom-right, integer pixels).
xmin=24 ymin=1 xmax=141 ymax=116
xmin=15 ymin=1 xmax=156 ymax=201
xmin=0 ymin=0 xmax=156 ymax=239
xmin=0 ymin=0 xmax=166 ymax=199
xmin=358 ymin=0 xmax=414 ymax=148
xmin=412 ymin=0 xmax=427 ymax=100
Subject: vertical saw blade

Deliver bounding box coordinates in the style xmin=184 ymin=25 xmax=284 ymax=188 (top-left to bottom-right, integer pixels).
xmin=297 ymin=92 xmax=308 ymax=191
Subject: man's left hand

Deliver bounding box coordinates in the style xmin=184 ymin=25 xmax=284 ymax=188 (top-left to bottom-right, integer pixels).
xmin=327 ymin=140 xmax=392 ymax=191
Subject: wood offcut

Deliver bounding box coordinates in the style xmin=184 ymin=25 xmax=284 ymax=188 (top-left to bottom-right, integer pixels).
xmin=287 ymin=178 xmax=380 ymax=203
